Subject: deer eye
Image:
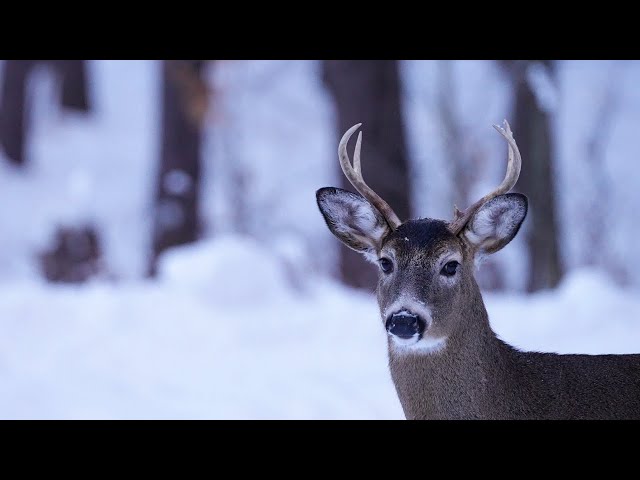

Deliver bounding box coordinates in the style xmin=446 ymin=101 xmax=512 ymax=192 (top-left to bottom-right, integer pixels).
xmin=379 ymin=257 xmax=393 ymax=274
xmin=441 ymin=261 xmax=459 ymax=277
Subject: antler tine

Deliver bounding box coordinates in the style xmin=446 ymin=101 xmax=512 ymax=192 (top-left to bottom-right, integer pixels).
xmin=490 ymin=120 xmax=521 ymax=197
xmin=353 ymin=131 xmax=363 ymax=176
xmin=449 ymin=120 xmax=522 ymax=235
xmin=339 ymin=123 xmax=402 ymax=230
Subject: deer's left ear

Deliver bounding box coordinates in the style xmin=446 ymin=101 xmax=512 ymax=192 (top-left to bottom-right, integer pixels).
xmin=461 ymin=193 xmax=528 ymax=254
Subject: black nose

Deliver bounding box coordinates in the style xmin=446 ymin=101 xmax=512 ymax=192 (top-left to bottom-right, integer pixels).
xmin=385 ymin=312 xmax=426 ymax=339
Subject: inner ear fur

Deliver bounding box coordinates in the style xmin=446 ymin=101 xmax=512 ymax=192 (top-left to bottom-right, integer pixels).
xmin=461 ymin=193 xmax=528 ymax=255
xmin=316 ymin=187 xmax=391 ymax=258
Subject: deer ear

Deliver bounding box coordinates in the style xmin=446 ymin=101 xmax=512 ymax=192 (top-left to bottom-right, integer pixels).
xmin=316 ymin=187 xmax=391 ymax=261
xmin=461 ymin=193 xmax=528 ymax=254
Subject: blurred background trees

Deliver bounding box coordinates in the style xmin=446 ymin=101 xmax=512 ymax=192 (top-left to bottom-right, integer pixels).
xmin=1 ymin=60 xmax=637 ymax=294
xmin=323 ymin=60 xmax=412 ymax=289
xmin=500 ymin=60 xmax=563 ymax=292
xmin=149 ymin=60 xmax=210 ymax=276
xmin=0 ymin=60 xmax=98 ymax=283
xmin=0 ymin=60 xmax=90 ymax=166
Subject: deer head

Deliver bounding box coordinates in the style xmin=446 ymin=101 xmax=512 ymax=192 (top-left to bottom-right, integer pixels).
xmin=316 ymin=121 xmax=527 ymax=354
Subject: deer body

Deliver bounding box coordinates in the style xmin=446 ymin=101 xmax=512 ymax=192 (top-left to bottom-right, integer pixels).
xmin=388 ymin=273 xmax=640 ymax=420
xmin=317 ymin=122 xmax=640 ymax=420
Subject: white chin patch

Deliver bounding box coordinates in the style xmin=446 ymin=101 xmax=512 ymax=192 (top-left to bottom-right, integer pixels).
xmin=389 ymin=333 xmax=447 ymax=355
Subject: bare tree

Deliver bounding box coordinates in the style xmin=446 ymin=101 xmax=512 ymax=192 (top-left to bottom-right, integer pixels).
xmin=501 ymin=60 xmax=563 ymax=292
xmin=57 ymin=60 xmax=90 ymax=111
xmin=322 ymin=60 xmax=413 ymax=289
xmin=149 ymin=60 xmax=211 ymax=276
xmin=0 ymin=60 xmax=90 ymax=166
xmin=0 ymin=60 xmax=35 ymax=166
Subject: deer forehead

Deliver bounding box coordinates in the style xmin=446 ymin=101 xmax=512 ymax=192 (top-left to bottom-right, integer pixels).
xmin=382 ymin=219 xmax=463 ymax=266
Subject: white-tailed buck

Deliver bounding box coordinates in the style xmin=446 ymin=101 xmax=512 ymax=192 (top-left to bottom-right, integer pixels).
xmin=317 ymin=121 xmax=640 ymax=420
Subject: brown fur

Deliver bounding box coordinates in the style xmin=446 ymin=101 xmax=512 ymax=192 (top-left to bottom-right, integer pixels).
xmin=317 ymin=187 xmax=640 ymax=420
xmin=389 ymin=278 xmax=640 ymax=419
xmin=383 ymin=221 xmax=640 ymax=420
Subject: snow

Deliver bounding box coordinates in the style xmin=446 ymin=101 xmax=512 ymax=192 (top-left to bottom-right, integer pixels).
xmin=0 ymin=236 xmax=400 ymax=419
xmin=526 ymin=61 xmax=558 ymax=114
xmin=157 ymin=236 xmax=295 ymax=304
xmin=0 ymin=237 xmax=639 ymax=419
xmin=487 ymin=269 xmax=640 ymax=355
xmin=1 ymin=60 xmax=640 ymax=419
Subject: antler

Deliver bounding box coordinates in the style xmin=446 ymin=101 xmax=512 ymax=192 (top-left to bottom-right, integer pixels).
xmin=339 ymin=123 xmax=402 ymax=230
xmin=449 ymin=119 xmax=522 ymax=235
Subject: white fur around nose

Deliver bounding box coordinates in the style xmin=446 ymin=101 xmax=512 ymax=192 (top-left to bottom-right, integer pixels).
xmin=384 ymin=297 xmax=447 ymax=355
xmin=384 ymin=297 xmax=432 ymax=325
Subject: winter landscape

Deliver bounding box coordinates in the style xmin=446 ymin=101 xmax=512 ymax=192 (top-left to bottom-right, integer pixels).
xmin=0 ymin=60 xmax=639 ymax=419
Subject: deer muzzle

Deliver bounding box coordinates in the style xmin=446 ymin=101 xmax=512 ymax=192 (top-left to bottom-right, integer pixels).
xmin=385 ymin=311 xmax=426 ymax=339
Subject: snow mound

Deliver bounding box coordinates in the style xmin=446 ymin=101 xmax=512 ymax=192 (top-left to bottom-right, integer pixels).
xmin=555 ymin=268 xmax=619 ymax=300
xmin=157 ymin=235 xmax=293 ymax=304
xmin=486 ymin=268 xmax=640 ymax=355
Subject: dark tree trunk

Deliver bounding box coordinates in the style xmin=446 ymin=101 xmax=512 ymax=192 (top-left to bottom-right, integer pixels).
xmin=322 ymin=60 xmax=412 ymax=290
xmin=502 ymin=60 xmax=563 ymax=292
xmin=0 ymin=60 xmax=90 ymax=166
xmin=53 ymin=60 xmax=90 ymax=112
xmin=0 ymin=60 xmax=36 ymax=166
xmin=149 ymin=60 xmax=207 ymax=276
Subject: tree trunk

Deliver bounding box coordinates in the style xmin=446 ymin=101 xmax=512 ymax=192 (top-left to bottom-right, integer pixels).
xmin=322 ymin=60 xmax=412 ymax=290
xmin=502 ymin=60 xmax=563 ymax=292
xmin=149 ymin=60 xmax=208 ymax=276
xmin=0 ymin=60 xmax=90 ymax=166
xmin=54 ymin=60 xmax=90 ymax=112
xmin=0 ymin=60 xmax=36 ymax=166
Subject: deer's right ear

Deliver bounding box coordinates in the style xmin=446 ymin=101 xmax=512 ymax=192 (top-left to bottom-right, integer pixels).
xmin=316 ymin=187 xmax=391 ymax=260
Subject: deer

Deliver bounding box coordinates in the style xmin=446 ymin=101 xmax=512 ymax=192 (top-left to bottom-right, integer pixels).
xmin=316 ymin=121 xmax=640 ymax=420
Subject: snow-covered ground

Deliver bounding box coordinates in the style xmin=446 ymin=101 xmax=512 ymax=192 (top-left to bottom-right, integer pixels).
xmin=0 ymin=236 xmax=400 ymax=419
xmin=1 ymin=60 xmax=639 ymax=419
xmin=0 ymin=237 xmax=639 ymax=419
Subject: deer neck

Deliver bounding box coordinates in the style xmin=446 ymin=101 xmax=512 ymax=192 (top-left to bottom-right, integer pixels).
xmin=387 ymin=281 xmax=516 ymax=420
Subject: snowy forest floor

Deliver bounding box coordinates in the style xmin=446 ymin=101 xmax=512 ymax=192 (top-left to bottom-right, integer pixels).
xmin=1 ymin=236 xmax=639 ymax=419
xmin=1 ymin=60 xmax=640 ymax=419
